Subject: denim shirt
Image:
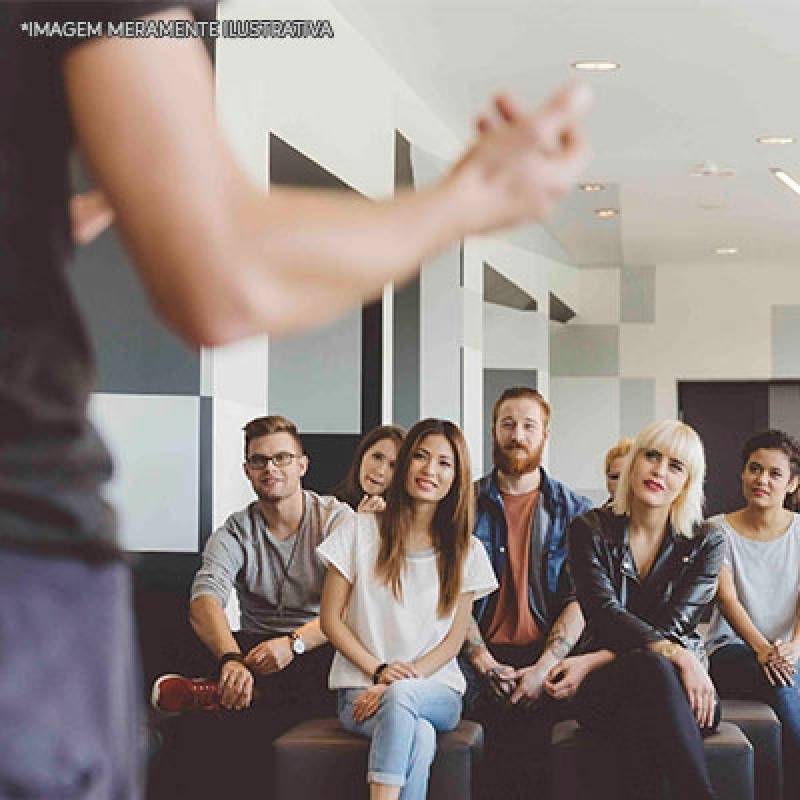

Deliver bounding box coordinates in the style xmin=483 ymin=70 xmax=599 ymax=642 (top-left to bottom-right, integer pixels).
xmin=472 ymin=467 xmax=592 ymax=631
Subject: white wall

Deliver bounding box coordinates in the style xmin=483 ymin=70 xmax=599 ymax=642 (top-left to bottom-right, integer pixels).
xmin=621 ymin=261 xmax=800 ymax=419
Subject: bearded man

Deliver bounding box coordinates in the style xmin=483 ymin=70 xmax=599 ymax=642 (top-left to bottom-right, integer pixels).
xmin=461 ymin=387 xmax=592 ymax=799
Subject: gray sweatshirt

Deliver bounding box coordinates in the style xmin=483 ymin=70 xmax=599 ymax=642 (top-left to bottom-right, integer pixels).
xmin=191 ymin=491 xmax=353 ymax=634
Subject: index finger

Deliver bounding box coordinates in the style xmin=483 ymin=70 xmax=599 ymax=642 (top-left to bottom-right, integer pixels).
xmin=536 ymin=82 xmax=593 ymax=128
xmin=525 ymin=83 xmax=592 ymax=156
xmin=493 ymin=92 xmax=527 ymax=123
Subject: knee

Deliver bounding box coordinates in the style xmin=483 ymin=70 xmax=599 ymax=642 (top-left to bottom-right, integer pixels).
xmin=622 ymin=650 xmax=677 ymax=694
xmin=382 ymin=679 xmax=419 ymax=713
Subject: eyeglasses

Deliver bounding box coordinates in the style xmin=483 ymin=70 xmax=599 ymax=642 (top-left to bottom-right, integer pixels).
xmin=245 ymin=452 xmax=299 ymax=470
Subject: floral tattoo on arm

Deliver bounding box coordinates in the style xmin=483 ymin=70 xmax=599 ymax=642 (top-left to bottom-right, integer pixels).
xmin=545 ymin=620 xmax=574 ymax=660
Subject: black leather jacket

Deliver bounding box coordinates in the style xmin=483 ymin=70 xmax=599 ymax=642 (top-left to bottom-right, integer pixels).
xmin=567 ymin=507 xmax=724 ymax=664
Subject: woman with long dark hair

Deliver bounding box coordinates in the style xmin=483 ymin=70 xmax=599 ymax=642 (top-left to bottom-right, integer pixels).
xmin=332 ymin=424 xmax=405 ymax=512
xmin=319 ymin=418 xmax=497 ymax=799
xmin=546 ymin=420 xmax=724 ymax=799
xmin=707 ymin=429 xmax=800 ymax=797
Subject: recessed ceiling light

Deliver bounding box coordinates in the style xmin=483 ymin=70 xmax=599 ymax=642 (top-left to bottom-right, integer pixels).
xmin=572 ymin=61 xmax=620 ymax=72
xmin=690 ymin=161 xmax=735 ymax=178
xmin=770 ymin=167 xmax=800 ymax=196
xmin=579 ymin=183 xmax=606 ymax=192
xmin=715 ymin=248 xmax=738 ymax=255
xmin=757 ymin=136 xmax=795 ymax=145
xmin=594 ymin=208 xmax=618 ymax=218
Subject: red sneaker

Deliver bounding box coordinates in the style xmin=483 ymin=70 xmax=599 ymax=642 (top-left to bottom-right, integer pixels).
xmin=151 ymin=674 xmax=221 ymax=714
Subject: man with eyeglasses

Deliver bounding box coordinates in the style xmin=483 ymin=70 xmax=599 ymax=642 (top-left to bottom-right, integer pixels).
xmin=150 ymin=414 xmax=352 ymax=797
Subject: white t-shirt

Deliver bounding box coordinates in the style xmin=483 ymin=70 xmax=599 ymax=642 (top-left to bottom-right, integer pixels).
xmin=706 ymin=512 xmax=800 ymax=657
xmin=317 ymin=512 xmax=498 ymax=693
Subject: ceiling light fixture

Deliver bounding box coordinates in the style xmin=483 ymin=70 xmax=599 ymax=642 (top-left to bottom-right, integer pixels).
xmin=594 ymin=208 xmax=618 ymax=218
xmin=770 ymin=167 xmax=800 ymax=196
xmin=690 ymin=161 xmax=735 ymax=178
xmin=572 ymin=60 xmax=620 ymax=71
xmin=756 ymin=136 xmax=795 ymax=145
xmin=715 ymin=248 xmax=738 ymax=255
xmin=579 ymin=183 xmax=606 ymax=192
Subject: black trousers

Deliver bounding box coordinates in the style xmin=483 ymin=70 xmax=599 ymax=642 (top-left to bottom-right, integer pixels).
xmin=711 ymin=643 xmax=800 ymax=798
xmin=570 ymin=650 xmax=719 ymax=800
xmin=149 ymin=631 xmax=335 ymax=799
xmin=461 ymin=644 xmax=568 ymax=800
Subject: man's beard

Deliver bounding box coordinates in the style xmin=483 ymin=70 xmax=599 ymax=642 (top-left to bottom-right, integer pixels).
xmin=493 ymin=439 xmax=544 ymax=477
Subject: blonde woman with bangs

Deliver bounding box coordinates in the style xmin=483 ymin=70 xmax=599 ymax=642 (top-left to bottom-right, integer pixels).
xmin=543 ymin=420 xmax=724 ymax=799
xmin=318 ymin=419 xmax=497 ymax=800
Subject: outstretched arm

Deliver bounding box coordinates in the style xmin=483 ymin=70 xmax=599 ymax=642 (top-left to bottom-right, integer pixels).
xmin=63 ymin=8 xmax=590 ymax=347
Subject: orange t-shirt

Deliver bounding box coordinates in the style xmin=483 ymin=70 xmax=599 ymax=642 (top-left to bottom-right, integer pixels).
xmin=485 ymin=489 xmax=542 ymax=646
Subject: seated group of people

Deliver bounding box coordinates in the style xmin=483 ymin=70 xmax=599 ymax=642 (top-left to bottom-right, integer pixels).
xmin=150 ymin=387 xmax=800 ymax=800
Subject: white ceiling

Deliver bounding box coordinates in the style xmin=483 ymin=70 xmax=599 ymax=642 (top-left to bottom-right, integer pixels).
xmin=331 ymin=0 xmax=800 ymax=268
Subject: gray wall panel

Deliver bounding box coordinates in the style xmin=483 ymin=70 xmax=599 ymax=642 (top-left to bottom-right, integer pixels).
xmin=268 ymin=135 xmax=364 ymax=434
xmin=772 ymin=306 xmax=800 ymax=378
xmin=393 ymin=277 xmax=421 ymax=429
xmin=393 ymin=133 xmax=420 ymax=429
xmin=269 ymin=309 xmax=361 ymax=433
xmin=550 ymin=324 xmax=619 ymax=377
xmin=620 ymin=378 xmax=656 ymax=437
xmin=621 ymin=265 xmax=656 ymax=323
xmin=769 ymin=383 xmax=800 ymax=439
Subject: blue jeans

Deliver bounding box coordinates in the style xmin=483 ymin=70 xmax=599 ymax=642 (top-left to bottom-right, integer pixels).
xmin=338 ymin=679 xmax=462 ymax=799
xmin=0 ymin=548 xmax=141 ymax=798
xmin=710 ymin=643 xmax=800 ymax=797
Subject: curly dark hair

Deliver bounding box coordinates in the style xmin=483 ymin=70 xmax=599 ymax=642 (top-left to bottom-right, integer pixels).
xmin=741 ymin=429 xmax=800 ymax=510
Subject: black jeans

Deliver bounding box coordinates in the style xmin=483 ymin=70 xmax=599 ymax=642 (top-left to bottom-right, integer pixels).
xmin=711 ymin=643 xmax=800 ymax=798
xmin=570 ymin=650 xmax=719 ymax=800
xmin=461 ymin=644 xmax=568 ymax=800
xmin=149 ymin=632 xmax=335 ymax=799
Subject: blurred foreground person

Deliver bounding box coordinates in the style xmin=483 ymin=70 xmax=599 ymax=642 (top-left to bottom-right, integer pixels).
xmin=1 ymin=1 xmax=590 ymax=795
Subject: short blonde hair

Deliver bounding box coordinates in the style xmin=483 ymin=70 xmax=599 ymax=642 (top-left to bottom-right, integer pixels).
xmin=604 ymin=438 xmax=634 ymax=476
xmin=612 ymin=420 xmax=706 ymax=537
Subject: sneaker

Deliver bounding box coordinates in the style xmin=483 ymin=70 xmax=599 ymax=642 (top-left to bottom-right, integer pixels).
xmin=151 ymin=674 xmax=221 ymax=714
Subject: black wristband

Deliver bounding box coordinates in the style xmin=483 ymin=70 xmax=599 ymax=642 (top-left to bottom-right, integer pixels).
xmin=218 ymin=651 xmax=245 ymax=672
xmin=372 ymin=663 xmax=388 ymax=684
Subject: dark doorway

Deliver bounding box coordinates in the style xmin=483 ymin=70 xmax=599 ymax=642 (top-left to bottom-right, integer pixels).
xmin=678 ymin=381 xmax=800 ymax=517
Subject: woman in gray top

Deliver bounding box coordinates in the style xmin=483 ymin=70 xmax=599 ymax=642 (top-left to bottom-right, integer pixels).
xmin=707 ymin=429 xmax=800 ymax=798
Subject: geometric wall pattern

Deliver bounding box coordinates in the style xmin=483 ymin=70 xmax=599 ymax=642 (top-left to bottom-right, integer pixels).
xmin=550 ymin=324 xmax=619 ymax=377
xmin=620 ymin=264 xmax=656 ymax=323
xmin=88 ymin=394 xmax=209 ymax=552
xmin=771 ymin=305 xmax=800 ymax=378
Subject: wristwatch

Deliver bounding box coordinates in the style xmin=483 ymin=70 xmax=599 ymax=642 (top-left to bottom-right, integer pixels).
xmin=289 ymin=630 xmax=306 ymax=655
